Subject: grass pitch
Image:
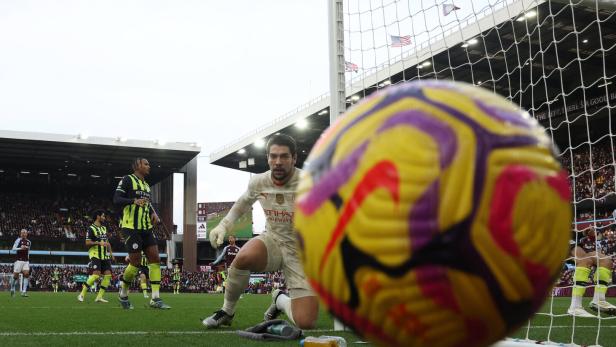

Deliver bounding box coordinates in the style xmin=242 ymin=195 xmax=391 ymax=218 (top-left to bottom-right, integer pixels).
xmin=0 ymin=292 xmax=615 ymax=346
xmin=509 ymin=296 xmax=616 ymax=346
xmin=0 ymin=292 xmax=364 ymax=346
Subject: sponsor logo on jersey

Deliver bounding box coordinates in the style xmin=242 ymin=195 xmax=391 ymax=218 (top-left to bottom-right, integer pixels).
xmin=276 ymin=194 xmax=285 ymax=205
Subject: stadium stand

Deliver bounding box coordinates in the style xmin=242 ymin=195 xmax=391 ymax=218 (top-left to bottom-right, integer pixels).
xmin=0 ymin=264 xmax=284 ymax=294
xmin=0 ymin=130 xmax=199 ymax=268
xmin=0 ymin=191 xmax=167 ymax=242
xmin=561 ymin=140 xmax=616 ymax=203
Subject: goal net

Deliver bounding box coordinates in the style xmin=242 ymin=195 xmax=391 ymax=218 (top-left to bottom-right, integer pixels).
xmin=332 ymin=0 xmax=616 ymax=345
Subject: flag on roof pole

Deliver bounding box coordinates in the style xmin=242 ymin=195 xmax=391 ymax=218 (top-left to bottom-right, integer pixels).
xmin=390 ymin=35 xmax=411 ymax=47
xmin=345 ymin=61 xmax=359 ymax=72
xmin=442 ymin=3 xmax=461 ymax=16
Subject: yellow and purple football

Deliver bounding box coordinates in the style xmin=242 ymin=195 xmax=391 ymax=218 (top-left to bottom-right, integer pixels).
xmin=294 ymin=80 xmax=571 ymax=347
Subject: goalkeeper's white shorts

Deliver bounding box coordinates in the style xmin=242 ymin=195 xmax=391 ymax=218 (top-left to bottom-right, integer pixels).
xmin=257 ymin=232 xmax=315 ymax=299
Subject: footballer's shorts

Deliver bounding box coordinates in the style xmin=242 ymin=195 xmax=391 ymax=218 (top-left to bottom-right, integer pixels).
xmin=256 ymin=232 xmax=315 ymax=299
xmin=13 ymin=260 xmax=30 ymax=273
xmin=121 ymin=228 xmax=157 ymax=253
xmin=138 ymin=266 xmax=150 ymax=278
xmin=89 ymin=258 xmax=112 ymax=273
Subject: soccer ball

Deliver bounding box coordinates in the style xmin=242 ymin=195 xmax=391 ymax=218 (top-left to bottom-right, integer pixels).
xmin=294 ymin=80 xmax=571 ymax=347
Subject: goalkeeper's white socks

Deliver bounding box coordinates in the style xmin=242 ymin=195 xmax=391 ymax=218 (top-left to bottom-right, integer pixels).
xmin=221 ymin=267 xmax=250 ymax=315
xmin=276 ymin=293 xmax=295 ymax=325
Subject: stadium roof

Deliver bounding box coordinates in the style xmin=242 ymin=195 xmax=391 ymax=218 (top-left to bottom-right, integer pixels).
xmin=0 ymin=129 xmax=201 ymax=184
xmin=210 ymin=0 xmax=615 ymax=173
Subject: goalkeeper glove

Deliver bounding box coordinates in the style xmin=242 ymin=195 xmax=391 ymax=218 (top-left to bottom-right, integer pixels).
xmin=209 ymin=219 xmax=231 ymax=249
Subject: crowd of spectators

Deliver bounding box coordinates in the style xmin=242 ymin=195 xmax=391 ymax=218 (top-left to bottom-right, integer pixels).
xmin=0 ymin=264 xmax=87 ymax=292
xmin=0 ymin=192 xmax=168 ymax=242
xmin=560 ymin=141 xmax=616 ymax=202
xmin=0 ymin=264 xmax=284 ymax=294
xmin=203 ymin=202 xmax=233 ymax=217
xmin=247 ymin=271 xmax=285 ymax=294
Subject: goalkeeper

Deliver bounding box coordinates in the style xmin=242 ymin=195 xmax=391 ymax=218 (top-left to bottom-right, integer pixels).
xmin=201 ymin=134 xmax=318 ymax=329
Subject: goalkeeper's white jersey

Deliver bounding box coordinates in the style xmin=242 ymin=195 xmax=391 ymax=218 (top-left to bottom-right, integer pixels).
xmin=233 ymin=168 xmax=301 ymax=245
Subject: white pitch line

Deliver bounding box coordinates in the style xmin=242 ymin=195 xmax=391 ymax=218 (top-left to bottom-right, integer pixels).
xmin=0 ymin=329 xmax=338 ymax=337
xmin=522 ymin=325 xmax=616 ymax=329
xmin=1 ymin=326 xmax=614 ymax=337
xmin=0 ymin=306 xmax=122 ymax=310
xmin=0 ymin=331 xmax=222 ymax=337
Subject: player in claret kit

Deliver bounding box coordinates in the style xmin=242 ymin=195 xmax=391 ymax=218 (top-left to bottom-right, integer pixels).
xmin=10 ymin=229 xmax=32 ymax=297
xmin=210 ymin=235 xmax=241 ymax=271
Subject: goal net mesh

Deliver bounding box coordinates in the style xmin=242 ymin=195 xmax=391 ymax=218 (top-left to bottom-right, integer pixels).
xmin=339 ymin=0 xmax=616 ymax=345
